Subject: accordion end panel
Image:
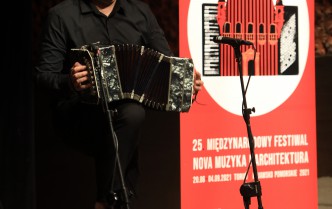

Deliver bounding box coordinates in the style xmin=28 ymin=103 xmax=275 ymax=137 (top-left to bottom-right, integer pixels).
xmin=99 ymin=45 xmax=123 ymax=103
xmin=168 ymin=57 xmax=195 ymax=112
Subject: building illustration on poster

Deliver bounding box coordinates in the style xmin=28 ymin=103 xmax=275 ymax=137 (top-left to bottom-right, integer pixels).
xmin=202 ymin=0 xmax=299 ymax=76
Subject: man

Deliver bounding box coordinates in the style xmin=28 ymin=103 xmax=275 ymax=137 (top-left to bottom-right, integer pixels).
xmin=35 ymin=0 xmax=203 ymax=208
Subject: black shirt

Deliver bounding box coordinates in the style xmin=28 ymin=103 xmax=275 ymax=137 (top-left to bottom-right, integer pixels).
xmin=35 ymin=0 xmax=172 ymax=98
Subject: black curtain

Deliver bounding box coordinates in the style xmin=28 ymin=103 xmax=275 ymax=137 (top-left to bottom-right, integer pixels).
xmin=0 ymin=1 xmax=35 ymax=209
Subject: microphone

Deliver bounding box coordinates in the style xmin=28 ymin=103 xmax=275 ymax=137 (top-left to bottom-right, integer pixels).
xmin=212 ymin=36 xmax=253 ymax=46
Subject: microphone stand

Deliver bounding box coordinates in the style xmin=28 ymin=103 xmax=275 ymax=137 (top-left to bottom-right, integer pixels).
xmin=231 ymin=45 xmax=263 ymax=209
xmin=94 ymin=47 xmax=131 ymax=209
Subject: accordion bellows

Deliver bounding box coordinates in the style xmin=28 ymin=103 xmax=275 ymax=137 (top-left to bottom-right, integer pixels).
xmin=70 ymin=43 xmax=195 ymax=112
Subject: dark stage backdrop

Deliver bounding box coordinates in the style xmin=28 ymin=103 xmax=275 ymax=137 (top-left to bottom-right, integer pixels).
xmin=1 ymin=1 xmax=34 ymax=209
xmin=32 ymin=1 xmax=181 ymax=209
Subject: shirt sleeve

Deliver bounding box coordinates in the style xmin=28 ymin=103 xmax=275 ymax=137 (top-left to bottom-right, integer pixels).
xmin=143 ymin=5 xmax=174 ymax=56
xmin=34 ymin=9 xmax=75 ymax=98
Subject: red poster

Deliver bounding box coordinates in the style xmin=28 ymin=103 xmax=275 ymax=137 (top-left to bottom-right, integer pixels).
xmin=180 ymin=0 xmax=317 ymax=209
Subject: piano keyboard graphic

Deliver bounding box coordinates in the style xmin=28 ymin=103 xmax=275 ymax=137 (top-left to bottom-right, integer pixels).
xmin=202 ymin=4 xmax=220 ymax=76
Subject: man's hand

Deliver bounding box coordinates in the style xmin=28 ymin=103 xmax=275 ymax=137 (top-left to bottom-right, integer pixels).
xmin=193 ymin=70 xmax=204 ymax=94
xmin=70 ymin=62 xmax=92 ymax=91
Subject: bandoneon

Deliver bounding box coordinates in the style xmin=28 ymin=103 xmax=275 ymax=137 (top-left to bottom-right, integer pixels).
xmin=70 ymin=43 xmax=195 ymax=112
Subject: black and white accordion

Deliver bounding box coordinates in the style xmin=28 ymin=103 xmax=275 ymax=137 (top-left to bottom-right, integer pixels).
xmin=70 ymin=43 xmax=195 ymax=112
